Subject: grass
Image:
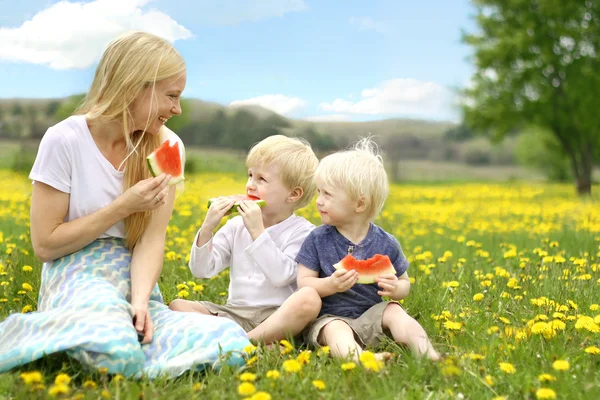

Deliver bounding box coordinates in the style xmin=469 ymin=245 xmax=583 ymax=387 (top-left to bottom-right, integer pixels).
xmin=0 ymin=170 xmax=599 ymax=399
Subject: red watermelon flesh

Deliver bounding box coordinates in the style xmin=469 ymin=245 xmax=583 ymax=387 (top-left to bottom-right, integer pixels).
xmin=146 ymin=139 xmax=185 ymax=185
xmin=207 ymin=194 xmax=267 ymax=215
xmin=333 ymin=254 xmax=396 ymax=284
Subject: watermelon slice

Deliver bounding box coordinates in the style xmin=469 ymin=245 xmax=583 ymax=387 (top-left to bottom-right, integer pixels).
xmin=333 ymin=254 xmax=396 ymax=284
xmin=147 ymin=139 xmax=185 ymax=185
xmin=207 ymin=194 xmax=267 ymax=216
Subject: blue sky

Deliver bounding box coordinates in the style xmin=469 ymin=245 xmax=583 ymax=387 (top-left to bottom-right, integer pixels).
xmin=0 ymin=0 xmax=476 ymax=122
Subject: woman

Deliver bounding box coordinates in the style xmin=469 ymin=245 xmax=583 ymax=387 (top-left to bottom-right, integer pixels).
xmin=0 ymin=32 xmax=250 ymax=378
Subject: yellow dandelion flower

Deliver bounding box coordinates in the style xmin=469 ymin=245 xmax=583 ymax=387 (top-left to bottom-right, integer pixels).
xmin=499 ymin=362 xmax=516 ymax=374
xmin=282 ymin=359 xmax=302 ymax=373
xmin=237 ymin=382 xmax=256 ymax=396
xmin=239 ymin=372 xmax=257 ymax=382
xmin=441 ymin=365 xmax=461 ymax=376
xmin=360 ymin=351 xmax=384 ymax=372
xmin=536 ymin=388 xmax=557 ymax=399
xmin=312 ymin=380 xmax=326 ymax=390
xmin=317 ymin=346 xmax=330 ymax=356
xmin=443 ymin=321 xmax=463 ymax=330
xmin=280 ymin=339 xmax=295 ymax=354
xmin=192 ymin=382 xmax=202 ymax=392
xmin=48 ymin=383 xmax=71 ymax=397
xmin=250 ymin=392 xmax=272 ymax=400
xmin=538 ymin=373 xmax=556 ymax=382
xmin=101 ymin=389 xmax=111 ymax=399
xmin=266 ymin=370 xmax=280 ymax=379
xmin=484 ymin=375 xmax=494 ymax=386
xmin=584 ymin=346 xmax=600 ymax=355
xmin=22 ymin=265 xmax=33 ymax=272
xmin=20 ymin=371 xmax=43 ymax=384
xmin=246 ymin=356 xmax=258 ymax=366
xmin=473 ymin=293 xmax=485 ymax=301
xmin=82 ymin=380 xmax=97 ymax=389
xmin=243 ymin=344 xmax=257 ymax=354
xmin=297 ymin=349 xmax=312 ymax=365
xmin=22 ymin=305 xmax=33 ymax=313
xmin=22 ymin=283 xmax=33 ymax=291
xmin=54 ymin=373 xmax=71 ymax=385
xmin=341 ymin=362 xmax=356 ymax=370
xmin=552 ymin=360 xmax=569 ymax=371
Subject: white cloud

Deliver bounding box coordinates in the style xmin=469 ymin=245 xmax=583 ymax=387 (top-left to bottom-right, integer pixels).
xmin=348 ymin=17 xmax=388 ymax=34
xmin=0 ymin=0 xmax=192 ymax=69
xmin=303 ymin=114 xmax=350 ymax=122
xmin=230 ymin=94 xmax=306 ymax=116
xmin=319 ymin=79 xmax=455 ymax=120
xmin=194 ymin=0 xmax=308 ymax=25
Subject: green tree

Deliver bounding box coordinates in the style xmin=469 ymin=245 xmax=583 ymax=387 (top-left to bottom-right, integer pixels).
xmin=55 ymin=94 xmax=86 ymax=121
xmin=165 ymin=98 xmax=192 ymax=134
xmin=462 ymin=0 xmax=599 ymax=195
xmin=515 ymin=126 xmax=571 ymax=181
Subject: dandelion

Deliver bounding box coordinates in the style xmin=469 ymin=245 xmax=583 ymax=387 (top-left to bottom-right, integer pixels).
xmin=360 ymin=351 xmax=384 ymax=372
xmin=584 ymin=346 xmax=600 ymax=355
xmin=341 ymin=362 xmax=356 ymax=371
xmin=536 ymin=388 xmax=557 ymax=399
xmin=238 ymin=382 xmax=256 ymax=396
xmin=443 ymin=321 xmax=463 ymax=330
xmin=83 ymin=380 xmax=97 ymax=389
xmin=243 ymin=344 xmax=257 ymax=354
xmin=297 ymin=349 xmax=311 ymax=364
xmin=280 ymin=339 xmax=295 ymax=354
xmin=282 ymin=359 xmax=302 ymax=373
xmin=484 ymin=375 xmax=494 ymax=386
xmin=48 ymin=383 xmax=71 ymax=397
xmin=312 ymin=380 xmax=326 ymax=390
xmin=552 ymin=360 xmax=569 ymax=371
xmin=22 ymin=305 xmax=33 ymax=313
xmin=22 ymin=283 xmax=33 ymax=291
xmin=192 ymin=382 xmax=202 ymax=392
xmin=20 ymin=371 xmax=43 ymax=384
xmin=538 ymin=374 xmax=556 ymax=382
xmin=266 ymin=370 xmax=280 ymax=379
xmin=499 ymin=362 xmax=516 ymax=374
xmin=54 ymin=373 xmax=71 ymax=385
xmin=22 ymin=265 xmax=33 ymax=272
xmin=473 ymin=293 xmax=484 ymax=301
xmin=239 ymin=372 xmax=257 ymax=382
xmin=250 ymin=392 xmax=272 ymax=400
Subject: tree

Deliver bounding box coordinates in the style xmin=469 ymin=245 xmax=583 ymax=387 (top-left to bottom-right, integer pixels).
xmin=462 ymin=0 xmax=600 ymax=195
xmin=55 ymin=94 xmax=86 ymax=121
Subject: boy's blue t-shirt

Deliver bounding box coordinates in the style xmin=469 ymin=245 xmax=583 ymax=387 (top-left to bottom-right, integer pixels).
xmin=296 ymin=223 xmax=409 ymax=319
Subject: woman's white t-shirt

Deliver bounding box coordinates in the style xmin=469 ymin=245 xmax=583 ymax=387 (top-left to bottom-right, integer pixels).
xmin=29 ymin=115 xmax=182 ymax=239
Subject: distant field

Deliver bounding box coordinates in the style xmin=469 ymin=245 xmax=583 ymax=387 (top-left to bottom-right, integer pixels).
xmin=1 ymin=139 xmax=557 ymax=183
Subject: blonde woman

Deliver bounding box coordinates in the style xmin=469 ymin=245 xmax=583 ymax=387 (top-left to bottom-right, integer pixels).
xmin=0 ymin=32 xmax=250 ymax=378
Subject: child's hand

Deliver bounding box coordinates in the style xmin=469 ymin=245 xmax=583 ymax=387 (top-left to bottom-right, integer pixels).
xmin=202 ymin=197 xmax=236 ymax=231
xmin=376 ymin=274 xmax=399 ymax=297
xmin=329 ymin=268 xmax=359 ymax=293
xmin=238 ymin=200 xmax=265 ymax=240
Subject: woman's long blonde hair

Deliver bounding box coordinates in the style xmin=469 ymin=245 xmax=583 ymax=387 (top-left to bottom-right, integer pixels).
xmin=76 ymin=31 xmax=186 ymax=250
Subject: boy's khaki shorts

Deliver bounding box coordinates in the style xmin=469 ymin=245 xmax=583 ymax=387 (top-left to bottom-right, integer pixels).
xmin=199 ymin=301 xmax=279 ymax=332
xmin=305 ymin=301 xmax=397 ymax=348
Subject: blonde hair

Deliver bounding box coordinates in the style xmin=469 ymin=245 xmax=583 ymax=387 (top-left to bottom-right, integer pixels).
xmin=76 ymin=31 xmax=186 ymax=250
xmin=317 ymin=136 xmax=389 ymax=220
xmin=246 ymin=135 xmax=319 ymax=210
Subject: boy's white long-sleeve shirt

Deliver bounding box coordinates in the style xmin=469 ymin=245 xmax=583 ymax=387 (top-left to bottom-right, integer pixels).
xmin=189 ymin=214 xmax=315 ymax=307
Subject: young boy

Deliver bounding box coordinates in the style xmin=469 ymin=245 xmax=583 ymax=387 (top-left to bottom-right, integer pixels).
xmin=170 ymin=135 xmax=322 ymax=345
xmin=296 ymin=137 xmax=440 ymax=362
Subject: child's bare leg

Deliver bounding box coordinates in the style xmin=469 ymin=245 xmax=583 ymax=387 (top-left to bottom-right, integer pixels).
xmin=320 ymin=320 xmax=363 ymax=362
xmin=382 ymin=303 xmax=440 ymax=361
xmin=168 ymin=299 xmax=212 ymax=315
xmin=248 ymin=287 xmax=321 ymax=344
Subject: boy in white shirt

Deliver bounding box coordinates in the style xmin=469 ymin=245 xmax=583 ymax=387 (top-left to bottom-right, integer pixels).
xmin=170 ymin=135 xmax=322 ymax=344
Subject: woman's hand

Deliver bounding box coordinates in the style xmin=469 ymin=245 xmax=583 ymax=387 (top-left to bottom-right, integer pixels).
xmin=117 ymin=174 xmax=171 ymax=216
xmin=132 ymin=303 xmax=154 ymax=344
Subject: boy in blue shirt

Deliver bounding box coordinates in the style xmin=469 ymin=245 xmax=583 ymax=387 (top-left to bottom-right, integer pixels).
xmin=296 ymin=137 xmax=440 ymax=362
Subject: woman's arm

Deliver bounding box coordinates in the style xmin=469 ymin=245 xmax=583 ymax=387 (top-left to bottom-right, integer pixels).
xmin=30 ymin=176 xmax=171 ymax=263
xmin=129 ymin=185 xmax=176 ymax=342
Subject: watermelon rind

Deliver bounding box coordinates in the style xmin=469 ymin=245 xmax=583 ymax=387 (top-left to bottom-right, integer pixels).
xmin=207 ymin=196 xmax=267 ymax=216
xmin=333 ymin=255 xmax=396 ymax=284
xmin=146 ymin=140 xmax=185 ymax=185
